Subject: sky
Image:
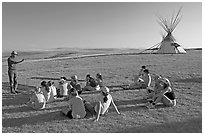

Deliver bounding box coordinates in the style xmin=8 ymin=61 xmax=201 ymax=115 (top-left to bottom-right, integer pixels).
xmin=2 ymin=2 xmax=202 ymax=51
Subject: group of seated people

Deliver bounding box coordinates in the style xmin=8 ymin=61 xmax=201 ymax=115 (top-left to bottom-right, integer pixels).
xmin=26 ymin=73 xmax=120 ymax=121
xmin=125 ymin=65 xmax=176 ymax=109
xmin=26 ymin=65 xmax=176 ymax=121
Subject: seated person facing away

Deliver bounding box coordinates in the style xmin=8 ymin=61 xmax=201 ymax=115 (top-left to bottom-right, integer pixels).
xmin=61 ymin=88 xmax=86 ymax=119
xmin=125 ymin=69 xmax=151 ymax=90
xmin=93 ymin=82 xmax=120 ymax=122
xmin=83 ymin=74 xmax=100 ymax=91
xmin=68 ymin=75 xmax=82 ymax=94
xmin=26 ymin=87 xmax=46 ymax=110
xmin=46 ymin=81 xmax=57 ymax=103
xmin=40 ymin=81 xmax=51 ymax=102
xmin=57 ymin=77 xmax=68 ymax=98
xmin=146 ymin=77 xmax=176 ymax=109
xmin=96 ymin=73 xmax=103 ymax=85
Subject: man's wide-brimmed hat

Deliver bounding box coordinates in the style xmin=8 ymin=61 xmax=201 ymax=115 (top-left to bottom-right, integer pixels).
xmin=11 ymin=51 xmax=18 ymax=55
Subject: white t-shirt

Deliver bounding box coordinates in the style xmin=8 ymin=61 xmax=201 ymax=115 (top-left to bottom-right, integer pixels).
xmin=41 ymin=87 xmax=51 ymax=102
xmin=57 ymin=82 xmax=68 ymax=96
xmin=96 ymin=93 xmax=113 ymax=115
xmin=47 ymin=86 xmax=57 ymax=102
xmin=30 ymin=92 xmax=46 ymax=109
xmin=67 ymin=95 xmax=86 ymax=118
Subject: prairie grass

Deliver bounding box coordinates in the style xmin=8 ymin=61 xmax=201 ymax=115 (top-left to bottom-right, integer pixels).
xmin=2 ymin=49 xmax=202 ymax=133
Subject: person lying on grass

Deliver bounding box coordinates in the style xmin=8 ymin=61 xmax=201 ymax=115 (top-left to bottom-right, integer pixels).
xmin=26 ymin=87 xmax=46 ymax=110
xmin=67 ymin=75 xmax=83 ymax=94
xmin=83 ymin=74 xmax=100 ymax=91
xmin=123 ymin=69 xmax=151 ymax=90
xmin=146 ymin=77 xmax=176 ymax=109
xmin=61 ymin=88 xmax=86 ymax=119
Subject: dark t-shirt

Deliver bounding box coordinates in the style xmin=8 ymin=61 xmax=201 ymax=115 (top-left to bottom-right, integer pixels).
xmin=8 ymin=57 xmax=17 ymax=70
xmin=164 ymin=91 xmax=176 ymax=100
xmin=70 ymin=82 xmax=82 ymax=91
xmin=89 ymin=77 xmax=98 ymax=87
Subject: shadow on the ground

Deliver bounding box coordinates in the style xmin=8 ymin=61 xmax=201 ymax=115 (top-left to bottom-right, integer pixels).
xmin=2 ymin=110 xmax=67 ymax=128
xmin=175 ymin=77 xmax=202 ymax=83
xmin=2 ymin=82 xmax=35 ymax=106
xmin=109 ymin=98 xmax=168 ymax=112
xmin=116 ymin=117 xmax=202 ymax=133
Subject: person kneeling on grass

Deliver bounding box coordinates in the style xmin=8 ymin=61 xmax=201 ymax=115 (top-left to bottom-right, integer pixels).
xmin=26 ymin=87 xmax=46 ymax=110
xmin=61 ymin=88 xmax=86 ymax=119
xmin=146 ymin=77 xmax=176 ymax=109
xmin=83 ymin=74 xmax=100 ymax=91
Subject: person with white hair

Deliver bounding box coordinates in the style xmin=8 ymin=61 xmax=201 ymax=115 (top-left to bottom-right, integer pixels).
xmin=7 ymin=51 xmax=24 ymax=94
xmin=146 ymin=77 xmax=176 ymax=109
xmin=26 ymin=87 xmax=46 ymax=110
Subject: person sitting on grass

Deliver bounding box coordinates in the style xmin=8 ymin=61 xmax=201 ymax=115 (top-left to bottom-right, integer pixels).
xmin=124 ymin=69 xmax=151 ymax=90
xmin=96 ymin=73 xmax=103 ymax=85
xmin=144 ymin=75 xmax=162 ymax=100
xmin=46 ymin=81 xmax=57 ymax=103
xmin=40 ymin=81 xmax=51 ymax=102
xmin=83 ymin=74 xmax=100 ymax=91
xmin=61 ymin=87 xmax=86 ymax=119
xmin=68 ymin=75 xmax=82 ymax=94
xmin=146 ymin=77 xmax=176 ymax=109
xmin=133 ymin=65 xmax=146 ymax=82
xmin=94 ymin=82 xmax=120 ymax=122
xmin=26 ymin=87 xmax=46 ymax=110
xmin=57 ymin=76 xmax=68 ymax=98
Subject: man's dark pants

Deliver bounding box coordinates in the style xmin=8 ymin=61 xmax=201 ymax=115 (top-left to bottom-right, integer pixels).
xmin=8 ymin=70 xmax=18 ymax=93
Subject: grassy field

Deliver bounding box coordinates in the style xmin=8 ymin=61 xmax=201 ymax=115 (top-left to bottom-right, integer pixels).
xmin=2 ymin=48 xmax=202 ymax=133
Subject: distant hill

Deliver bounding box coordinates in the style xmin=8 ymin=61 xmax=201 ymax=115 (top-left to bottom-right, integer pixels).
xmin=185 ymin=48 xmax=202 ymax=51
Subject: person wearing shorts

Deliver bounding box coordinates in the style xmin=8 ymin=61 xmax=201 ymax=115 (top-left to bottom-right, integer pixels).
xmin=146 ymin=77 xmax=176 ymax=109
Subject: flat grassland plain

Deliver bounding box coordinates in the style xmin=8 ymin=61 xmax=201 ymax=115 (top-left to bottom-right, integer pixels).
xmin=2 ymin=48 xmax=202 ymax=133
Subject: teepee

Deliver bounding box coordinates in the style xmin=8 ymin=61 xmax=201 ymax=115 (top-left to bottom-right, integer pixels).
xmin=140 ymin=7 xmax=186 ymax=54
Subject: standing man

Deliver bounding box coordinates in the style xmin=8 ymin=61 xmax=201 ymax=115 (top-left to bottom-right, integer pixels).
xmin=7 ymin=51 xmax=24 ymax=94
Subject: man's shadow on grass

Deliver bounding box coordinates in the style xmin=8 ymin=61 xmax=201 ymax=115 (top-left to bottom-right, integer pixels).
xmin=2 ymin=82 xmax=36 ymax=106
xmin=2 ymin=110 xmax=67 ymax=128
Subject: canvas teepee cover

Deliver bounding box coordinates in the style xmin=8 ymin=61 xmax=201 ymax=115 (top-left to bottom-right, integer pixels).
xmin=141 ymin=7 xmax=186 ymax=54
